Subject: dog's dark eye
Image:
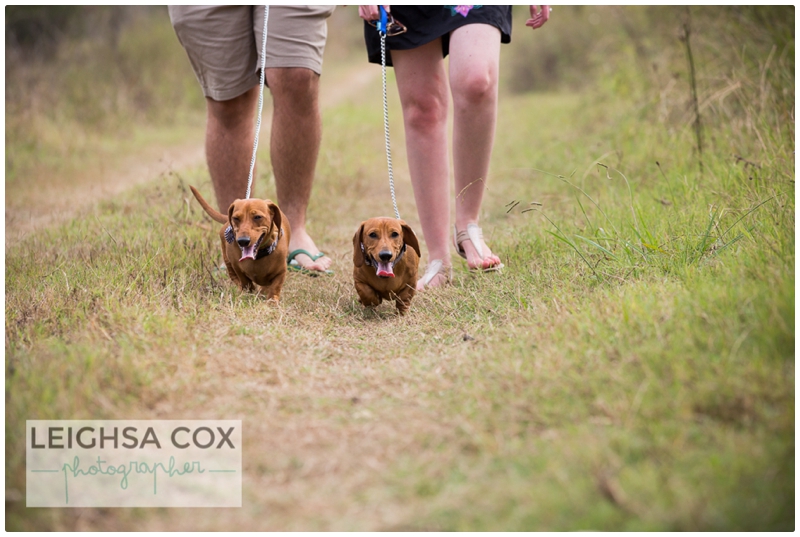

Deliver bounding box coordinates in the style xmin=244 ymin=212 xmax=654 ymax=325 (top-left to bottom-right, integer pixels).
xmin=391 ymin=231 xmax=400 ymax=238
xmin=253 ymin=215 xmax=262 ymax=221
xmin=368 ymin=232 xmax=378 ymax=239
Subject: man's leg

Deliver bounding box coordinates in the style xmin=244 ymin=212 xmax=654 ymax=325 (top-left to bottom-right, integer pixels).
xmin=266 ymin=67 xmax=332 ymax=272
xmin=205 ymin=86 xmax=259 ymax=212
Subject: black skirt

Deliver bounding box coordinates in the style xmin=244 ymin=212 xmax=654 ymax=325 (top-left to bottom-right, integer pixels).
xmin=364 ymin=5 xmax=512 ymax=66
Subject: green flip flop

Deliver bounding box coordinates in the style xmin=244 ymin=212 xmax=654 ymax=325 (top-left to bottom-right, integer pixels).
xmin=287 ymin=249 xmax=334 ymax=276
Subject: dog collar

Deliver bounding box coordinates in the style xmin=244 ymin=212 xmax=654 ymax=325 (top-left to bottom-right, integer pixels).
xmin=225 ymin=225 xmax=282 ymax=259
xmin=255 ymin=228 xmax=283 ymax=260
xmin=361 ymin=242 xmax=406 ymax=269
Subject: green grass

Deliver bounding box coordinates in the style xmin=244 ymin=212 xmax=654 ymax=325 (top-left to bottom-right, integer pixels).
xmin=5 ymin=6 xmax=794 ymax=532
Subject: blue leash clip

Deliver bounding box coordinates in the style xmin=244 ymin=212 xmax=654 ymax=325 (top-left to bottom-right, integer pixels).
xmin=378 ymin=5 xmax=388 ymax=35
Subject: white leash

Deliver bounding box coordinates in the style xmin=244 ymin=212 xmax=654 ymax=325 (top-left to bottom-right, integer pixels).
xmin=379 ymin=27 xmax=401 ymax=220
xmin=246 ymin=5 xmax=270 ymax=200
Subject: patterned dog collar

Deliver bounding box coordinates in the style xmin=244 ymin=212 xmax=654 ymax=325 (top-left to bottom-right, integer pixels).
xmin=256 ymin=228 xmax=283 ymax=260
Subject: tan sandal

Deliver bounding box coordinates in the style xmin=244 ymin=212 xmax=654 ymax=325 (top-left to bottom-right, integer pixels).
xmin=416 ymin=259 xmax=452 ymax=290
xmin=454 ymin=223 xmax=504 ymax=271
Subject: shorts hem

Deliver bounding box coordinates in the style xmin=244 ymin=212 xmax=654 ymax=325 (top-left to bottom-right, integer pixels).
xmin=264 ymin=57 xmax=323 ymax=76
xmin=203 ymin=74 xmax=261 ymax=102
xmin=202 ymin=59 xmax=323 ymax=101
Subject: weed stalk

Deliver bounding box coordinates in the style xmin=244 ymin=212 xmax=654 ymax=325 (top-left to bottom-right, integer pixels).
xmin=682 ymin=7 xmax=704 ymax=176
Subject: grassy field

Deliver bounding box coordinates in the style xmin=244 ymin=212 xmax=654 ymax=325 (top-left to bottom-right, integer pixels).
xmin=5 ymin=6 xmax=794 ymax=531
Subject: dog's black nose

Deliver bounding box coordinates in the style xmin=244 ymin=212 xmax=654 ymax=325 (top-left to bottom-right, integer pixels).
xmin=237 ymin=237 xmax=251 ymax=247
xmin=379 ymin=250 xmax=393 ymax=262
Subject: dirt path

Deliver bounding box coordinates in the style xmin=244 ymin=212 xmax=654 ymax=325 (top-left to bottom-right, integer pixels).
xmin=4 ymin=64 xmax=378 ymax=247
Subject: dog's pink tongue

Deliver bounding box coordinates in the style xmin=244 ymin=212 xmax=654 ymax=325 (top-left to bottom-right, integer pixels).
xmin=239 ymin=245 xmax=257 ymax=261
xmin=376 ymin=261 xmax=395 ymax=278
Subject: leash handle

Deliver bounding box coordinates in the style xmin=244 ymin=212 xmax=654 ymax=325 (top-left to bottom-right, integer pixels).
xmin=378 ymin=5 xmax=388 ymax=34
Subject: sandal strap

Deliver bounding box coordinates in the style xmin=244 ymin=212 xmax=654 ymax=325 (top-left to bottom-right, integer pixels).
xmin=286 ymin=249 xmax=326 ymax=264
xmin=418 ymin=259 xmax=452 ymax=288
xmin=454 ymin=223 xmax=484 ymax=259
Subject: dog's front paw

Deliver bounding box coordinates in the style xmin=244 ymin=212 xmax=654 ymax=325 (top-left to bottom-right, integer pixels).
xmin=355 ymin=283 xmax=382 ymax=308
xmin=393 ymin=286 xmax=415 ymax=315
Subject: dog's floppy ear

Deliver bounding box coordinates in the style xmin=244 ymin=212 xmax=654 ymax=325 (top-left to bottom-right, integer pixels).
xmin=267 ymin=201 xmax=282 ymax=235
xmin=400 ymin=220 xmax=421 ymax=258
xmin=352 ymin=222 xmax=366 ymax=268
xmin=227 ymin=201 xmax=238 ymax=226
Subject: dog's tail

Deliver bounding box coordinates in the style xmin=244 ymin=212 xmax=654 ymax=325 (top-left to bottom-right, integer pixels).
xmin=190 ymin=186 xmax=228 ymax=224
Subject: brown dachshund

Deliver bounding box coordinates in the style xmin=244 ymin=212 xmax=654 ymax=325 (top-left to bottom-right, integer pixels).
xmin=353 ymin=217 xmax=421 ymax=315
xmin=191 ymin=186 xmax=291 ymax=302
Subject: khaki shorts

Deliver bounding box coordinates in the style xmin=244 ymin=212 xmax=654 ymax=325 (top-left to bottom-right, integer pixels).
xmin=169 ymin=5 xmax=336 ymax=101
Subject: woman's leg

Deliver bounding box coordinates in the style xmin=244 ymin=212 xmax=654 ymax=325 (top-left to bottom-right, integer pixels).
xmin=391 ymin=39 xmax=453 ymax=289
xmin=448 ymin=24 xmax=503 ymax=270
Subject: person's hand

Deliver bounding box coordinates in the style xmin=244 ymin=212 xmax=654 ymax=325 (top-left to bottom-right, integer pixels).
xmin=358 ymin=5 xmax=390 ymax=22
xmin=526 ymin=5 xmax=551 ymax=29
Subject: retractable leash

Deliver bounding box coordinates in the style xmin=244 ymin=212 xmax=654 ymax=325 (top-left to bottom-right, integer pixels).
xmin=377 ymin=6 xmax=402 ymax=221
